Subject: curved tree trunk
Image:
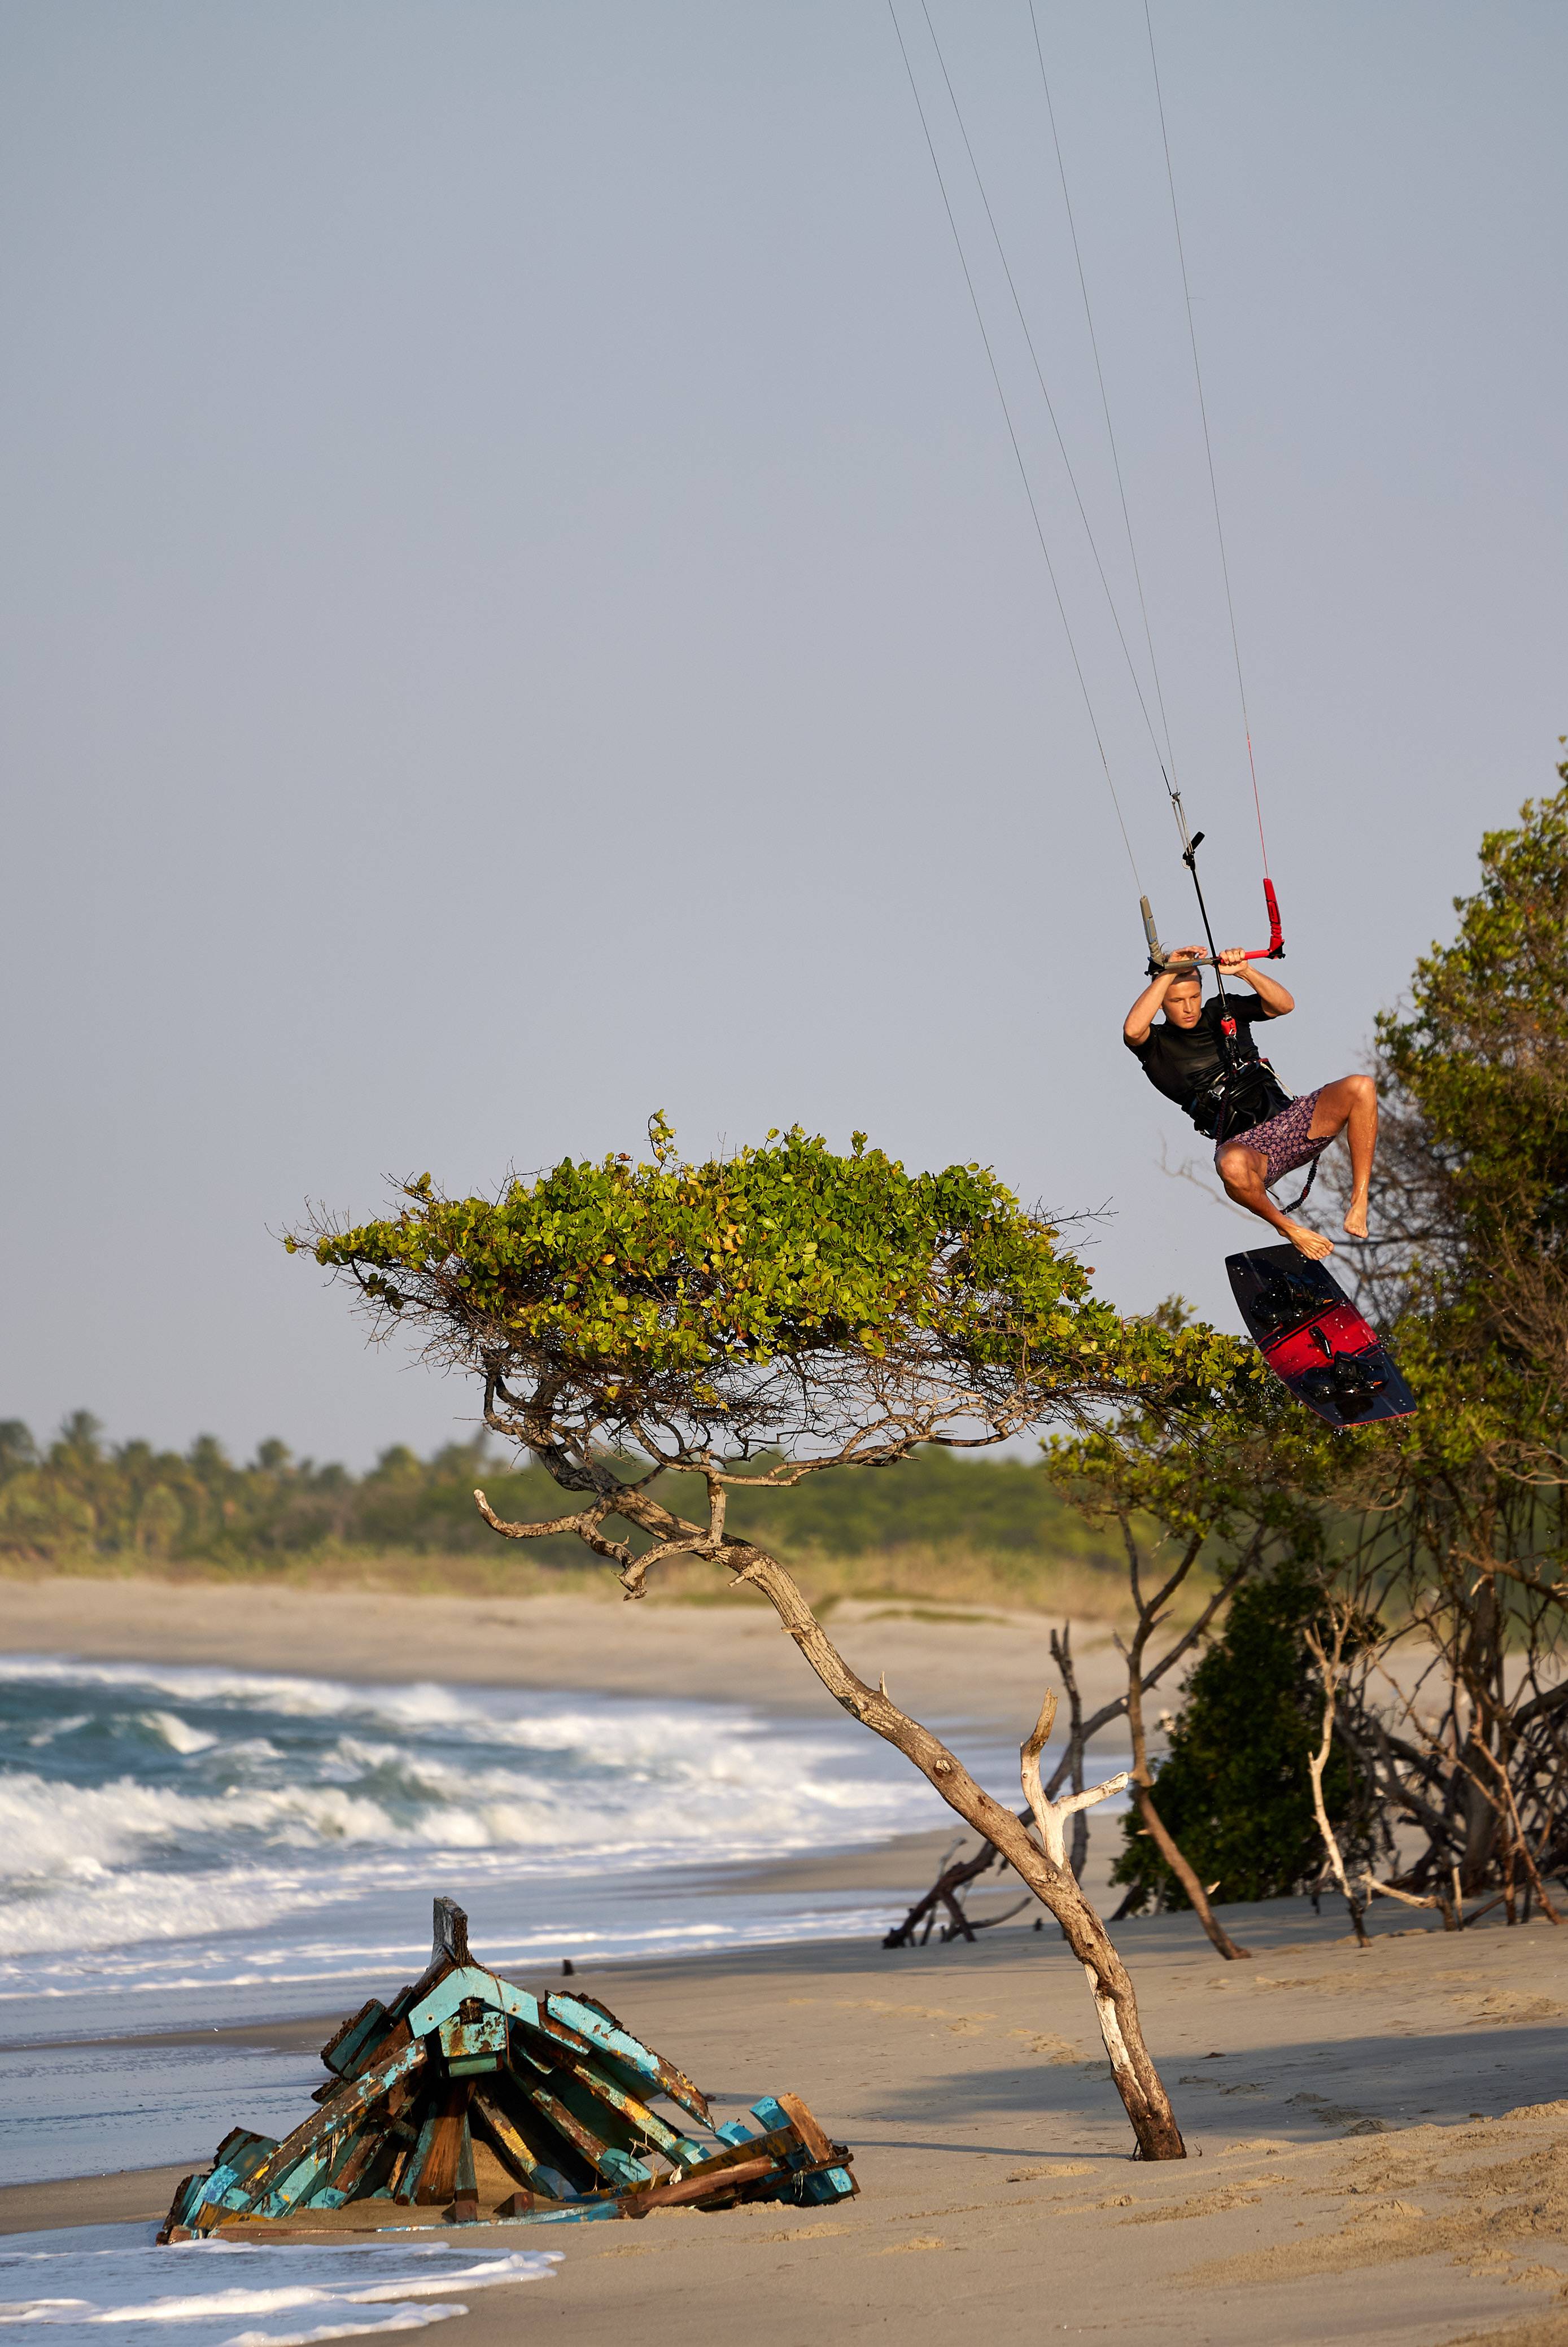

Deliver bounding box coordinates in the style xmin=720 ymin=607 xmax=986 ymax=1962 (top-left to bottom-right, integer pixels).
xmin=477 ymin=1473 xmax=1186 ymax=2160
xmin=731 ymin=1545 xmax=1186 ymax=2161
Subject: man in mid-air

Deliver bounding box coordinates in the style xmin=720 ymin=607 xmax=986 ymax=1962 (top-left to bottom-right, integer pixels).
xmin=1122 ymin=950 xmax=1377 ymax=1261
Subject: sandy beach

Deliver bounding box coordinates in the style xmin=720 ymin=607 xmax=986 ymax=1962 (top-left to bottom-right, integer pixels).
xmin=0 ymin=1572 xmax=1133 ymax=1729
xmin=5 ymin=1576 xmax=1566 ymax=2346
xmin=7 ymin=1908 xmax=1568 ymax=2345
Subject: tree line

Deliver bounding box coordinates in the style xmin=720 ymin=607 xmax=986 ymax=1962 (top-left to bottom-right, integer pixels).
xmin=0 ymin=1410 xmax=1124 ymax=1583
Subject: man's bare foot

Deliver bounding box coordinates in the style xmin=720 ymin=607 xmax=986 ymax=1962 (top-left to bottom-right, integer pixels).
xmin=1283 ymin=1220 xmax=1334 ymax=1261
xmin=1343 ymin=1199 xmax=1369 ymax=1239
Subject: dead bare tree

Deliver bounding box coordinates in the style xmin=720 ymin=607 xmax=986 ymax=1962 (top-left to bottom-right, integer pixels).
xmin=1330 ymin=1628 xmax=1568 ymax=1931
xmin=1052 ymin=1623 xmax=1093 ymax=1883
xmin=1302 ymin=1607 xmax=1369 ymax=1945
xmin=885 ymin=1586 xmax=1244 ymax=1949
xmin=1115 ymin=1520 xmax=1255 ymax=1961
xmin=881 ymin=1623 xmax=1100 ymax=1947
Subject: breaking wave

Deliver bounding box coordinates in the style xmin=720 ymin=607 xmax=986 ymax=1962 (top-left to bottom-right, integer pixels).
xmin=0 ymin=1655 xmax=1026 ymax=2022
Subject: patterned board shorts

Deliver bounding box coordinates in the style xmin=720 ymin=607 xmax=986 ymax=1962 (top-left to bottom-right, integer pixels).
xmin=1213 ymin=1087 xmax=1330 ymax=1191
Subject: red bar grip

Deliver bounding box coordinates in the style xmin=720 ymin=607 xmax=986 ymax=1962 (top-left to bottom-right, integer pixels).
xmin=1237 ymin=879 xmax=1285 ymax=961
xmin=1162 ymin=879 xmax=1284 ymax=971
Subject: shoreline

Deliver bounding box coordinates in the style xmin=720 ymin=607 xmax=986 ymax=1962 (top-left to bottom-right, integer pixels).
xmin=0 ymin=1572 xmax=1133 ymax=1728
xmin=0 ymin=1572 xmax=1131 ymax=2069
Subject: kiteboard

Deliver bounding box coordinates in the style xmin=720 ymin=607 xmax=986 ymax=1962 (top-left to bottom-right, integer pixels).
xmin=1226 ymin=1244 xmax=1416 ymax=1430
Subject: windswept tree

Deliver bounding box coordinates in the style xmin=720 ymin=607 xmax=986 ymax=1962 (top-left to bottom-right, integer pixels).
xmin=292 ymin=1118 xmax=1254 ymax=2161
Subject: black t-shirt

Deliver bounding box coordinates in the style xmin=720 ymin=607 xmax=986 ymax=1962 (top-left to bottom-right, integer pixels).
xmin=1125 ymin=992 xmax=1273 ymax=1111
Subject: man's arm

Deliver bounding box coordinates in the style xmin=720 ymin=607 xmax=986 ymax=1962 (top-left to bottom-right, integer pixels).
xmin=1123 ymin=951 xmax=1203 ymax=1045
xmin=1215 ymin=947 xmax=1295 ymax=1018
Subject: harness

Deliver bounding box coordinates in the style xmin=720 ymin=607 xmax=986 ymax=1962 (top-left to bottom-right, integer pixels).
xmin=1183 ymin=1049 xmax=1291 ymax=1144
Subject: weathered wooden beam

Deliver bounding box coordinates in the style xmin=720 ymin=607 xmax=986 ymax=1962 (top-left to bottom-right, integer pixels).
xmin=413 ymin=2084 xmax=471 ymax=2206
xmin=433 ymin=1896 xmax=471 ymax=1968
xmin=522 ymin=2083 xmax=621 ymax=2176
xmin=552 ymin=2048 xmax=702 ymax=2165
xmin=238 ymin=2033 xmax=426 ymax=2223
xmin=319 ymin=1999 xmax=398 ymax=2080
xmin=452 ymin=2112 xmax=479 ymax=2222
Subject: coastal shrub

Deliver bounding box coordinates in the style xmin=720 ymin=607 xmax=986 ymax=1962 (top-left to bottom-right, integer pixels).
xmin=1110 ymin=1564 xmax=1359 ymax=1911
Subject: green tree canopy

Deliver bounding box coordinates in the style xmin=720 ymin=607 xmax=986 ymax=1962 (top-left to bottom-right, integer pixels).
xmin=1377 ymin=771 xmax=1568 ymax=1245
xmin=291 ymin=1121 xmax=1252 ymax=1479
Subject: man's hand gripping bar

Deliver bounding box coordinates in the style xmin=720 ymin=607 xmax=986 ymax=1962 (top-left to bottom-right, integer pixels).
xmin=1141 ymin=879 xmax=1284 ymax=977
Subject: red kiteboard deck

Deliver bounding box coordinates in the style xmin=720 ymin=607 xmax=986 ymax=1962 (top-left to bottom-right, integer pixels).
xmin=1226 ymin=1244 xmax=1416 ymax=1430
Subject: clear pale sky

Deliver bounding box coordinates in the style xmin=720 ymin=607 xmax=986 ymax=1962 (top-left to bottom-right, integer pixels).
xmin=3 ymin=2 xmax=1563 ymax=1468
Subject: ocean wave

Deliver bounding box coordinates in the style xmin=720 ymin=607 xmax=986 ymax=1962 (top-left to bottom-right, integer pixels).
xmin=0 ymin=1772 xmax=408 ymax=1877
xmin=0 ymin=1656 xmax=764 ymax=1757
xmin=141 ymin=1710 xmax=220 ymax=1756
xmin=0 ymin=1722 xmax=911 ymax=1853
xmin=0 ymin=1655 xmax=1038 ymax=1992
xmin=0 ymin=1863 xmax=325 ymax=1960
xmin=0 ymin=1659 xmax=952 ymax=1961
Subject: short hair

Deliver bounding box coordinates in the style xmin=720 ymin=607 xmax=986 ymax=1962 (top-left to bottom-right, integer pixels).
xmin=1164 ymin=965 xmax=1204 ymax=990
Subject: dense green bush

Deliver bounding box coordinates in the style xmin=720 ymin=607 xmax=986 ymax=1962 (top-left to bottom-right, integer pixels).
xmin=1112 ymin=1564 xmax=1360 ymax=1911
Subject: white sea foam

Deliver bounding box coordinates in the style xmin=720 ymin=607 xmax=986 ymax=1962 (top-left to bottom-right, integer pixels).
xmin=0 ymin=2224 xmax=560 ymax=2344
xmin=142 ymin=1710 xmax=221 ymax=1756
xmin=0 ymin=1653 xmax=1053 ymax=2041
xmin=0 ymin=1658 xmax=932 ymax=1962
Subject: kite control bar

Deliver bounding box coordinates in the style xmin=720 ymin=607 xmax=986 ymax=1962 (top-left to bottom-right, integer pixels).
xmin=1141 ymin=872 xmax=1284 ymax=977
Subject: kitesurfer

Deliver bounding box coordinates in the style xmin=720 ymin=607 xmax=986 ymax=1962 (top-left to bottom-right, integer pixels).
xmin=1122 ymin=951 xmax=1377 ymax=1261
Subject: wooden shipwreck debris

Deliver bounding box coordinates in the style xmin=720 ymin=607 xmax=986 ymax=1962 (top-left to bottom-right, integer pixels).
xmin=159 ymin=1897 xmax=856 ymax=2241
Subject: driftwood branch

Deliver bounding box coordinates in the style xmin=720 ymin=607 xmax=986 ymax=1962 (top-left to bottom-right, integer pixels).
xmin=1362 ymin=1874 xmax=1443 ymax=1916
xmin=1021 ymin=1691 xmax=1129 ymax=1869
xmin=1303 ymin=1613 xmax=1369 ymax=1944
xmin=1119 ymin=1523 xmax=1253 ymax=1961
